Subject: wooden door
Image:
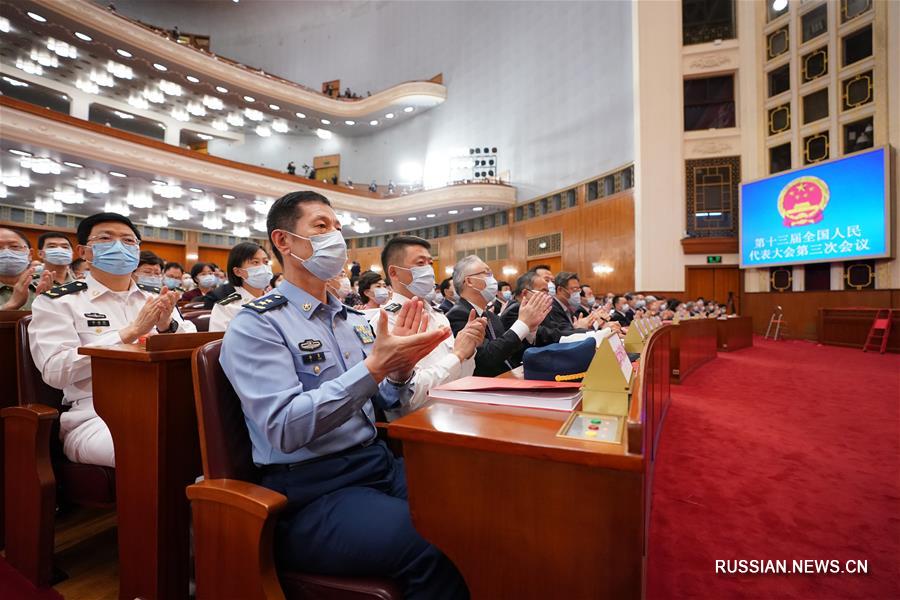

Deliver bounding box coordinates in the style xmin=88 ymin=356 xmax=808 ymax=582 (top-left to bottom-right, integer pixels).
xmin=685 ymin=266 xmax=742 ymax=311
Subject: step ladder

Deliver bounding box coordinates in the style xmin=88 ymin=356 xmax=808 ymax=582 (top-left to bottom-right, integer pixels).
xmin=863 ymin=309 xmax=893 ymax=354
xmin=765 ymin=306 xmax=786 ymax=341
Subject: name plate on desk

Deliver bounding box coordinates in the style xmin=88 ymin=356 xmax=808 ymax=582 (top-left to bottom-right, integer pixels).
xmin=581 ymin=335 xmax=634 ymax=416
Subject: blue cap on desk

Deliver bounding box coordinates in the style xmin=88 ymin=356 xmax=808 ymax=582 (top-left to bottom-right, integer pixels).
xmin=523 ymin=338 xmax=596 ymax=382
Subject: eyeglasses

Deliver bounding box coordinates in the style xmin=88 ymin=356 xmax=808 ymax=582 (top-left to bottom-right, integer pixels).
xmin=468 ymin=270 xmax=494 ymax=279
xmin=88 ymin=234 xmax=140 ymax=247
xmin=1 ymin=244 xmax=29 ymax=252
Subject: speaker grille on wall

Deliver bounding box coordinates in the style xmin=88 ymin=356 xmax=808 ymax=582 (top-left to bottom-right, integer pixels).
xmin=527 ymin=233 xmax=562 ymax=257
xmin=769 ymin=266 xmax=793 ymax=292
xmin=844 ymin=260 xmax=875 ymax=290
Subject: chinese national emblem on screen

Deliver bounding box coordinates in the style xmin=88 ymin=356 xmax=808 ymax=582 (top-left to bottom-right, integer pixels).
xmin=777 ymin=176 xmax=830 ymax=227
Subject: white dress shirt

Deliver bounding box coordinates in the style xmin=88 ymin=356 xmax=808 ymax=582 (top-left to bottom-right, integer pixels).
xmin=28 ymin=273 xmax=195 ymax=464
xmin=209 ymin=285 xmax=257 ymax=332
xmin=368 ymin=291 xmax=475 ymax=418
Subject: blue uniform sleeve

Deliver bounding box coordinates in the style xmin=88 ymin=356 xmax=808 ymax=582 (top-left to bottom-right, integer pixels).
xmin=220 ymin=310 xmax=380 ymax=454
xmin=372 ymin=377 xmax=414 ymax=412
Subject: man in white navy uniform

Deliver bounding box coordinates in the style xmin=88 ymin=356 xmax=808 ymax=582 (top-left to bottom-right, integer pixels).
xmin=28 ymin=212 xmax=196 ymax=468
xmin=369 ymin=235 xmax=486 ymax=418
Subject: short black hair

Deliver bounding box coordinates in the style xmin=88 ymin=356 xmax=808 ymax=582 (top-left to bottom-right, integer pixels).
xmin=580 ymin=284 xmax=593 ymax=294
xmin=138 ymin=250 xmax=164 ymax=269
xmin=439 ymin=277 xmax=452 ymax=294
xmin=266 ymin=190 xmax=332 ymax=263
xmin=624 ymin=293 xmax=634 ymax=301
xmin=1 ymin=227 xmax=31 ymax=248
xmin=498 ymin=280 xmax=510 ymax=290
xmin=190 ymin=261 xmax=213 ymax=281
xmin=613 ymin=295 xmax=625 ymax=307
xmin=37 ymin=231 xmax=71 ymax=250
xmin=554 ymin=271 xmax=579 ymax=290
xmin=513 ymin=271 xmax=542 ymax=299
xmin=163 ymin=261 xmax=184 ymax=274
xmin=380 ymin=235 xmax=430 ymax=285
xmin=76 ymin=212 xmax=141 ymax=245
xmin=357 ymin=270 xmax=383 ymax=297
xmin=533 ymin=264 xmax=551 ymax=272
xmin=227 ymin=241 xmax=267 ymax=287
xmin=71 ymin=257 xmax=86 ymax=269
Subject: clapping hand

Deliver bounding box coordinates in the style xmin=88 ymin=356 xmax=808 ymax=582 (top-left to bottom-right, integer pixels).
xmin=364 ymin=300 xmax=451 ymax=383
xmin=153 ymin=286 xmax=179 ymax=331
xmin=452 ymin=309 xmax=487 ymax=362
xmin=517 ymin=290 xmax=552 ymax=330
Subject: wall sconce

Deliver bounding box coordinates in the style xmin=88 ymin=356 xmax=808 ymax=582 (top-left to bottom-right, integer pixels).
xmin=592 ymin=263 xmax=614 ymax=275
xmin=502 ymin=266 xmax=518 ymax=277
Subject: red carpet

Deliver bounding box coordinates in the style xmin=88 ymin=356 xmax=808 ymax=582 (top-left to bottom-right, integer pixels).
xmin=647 ymin=337 xmax=900 ymax=599
xmin=0 ymin=558 xmax=63 ymax=600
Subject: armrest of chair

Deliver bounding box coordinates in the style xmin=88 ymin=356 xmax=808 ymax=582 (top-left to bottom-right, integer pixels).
xmin=375 ymin=421 xmax=404 ymax=458
xmin=187 ymin=479 xmax=288 ymax=600
xmin=2 ymin=404 xmax=59 ymax=586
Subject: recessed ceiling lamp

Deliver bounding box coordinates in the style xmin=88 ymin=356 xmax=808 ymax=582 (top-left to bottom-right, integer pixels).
xmin=316 ymin=128 xmax=332 ymax=140
xmin=384 ymin=218 xmax=394 ymax=223
xmin=216 ymin=85 xmax=228 ymax=93
xmin=27 ymin=12 xmax=47 ymax=22
xmin=345 ymin=120 xmax=355 ymax=125
xmin=222 ymin=194 xmax=235 ymax=199
xmin=243 ymin=95 xmax=255 ymax=102
xmin=268 ymin=104 xmax=280 ymax=110
xmin=385 ymin=113 xmax=395 ymax=119
xmin=109 ymin=170 xmax=128 ymax=178
xmin=186 ymin=75 xmax=200 ymax=83
xmin=189 ymin=187 xmax=203 ymax=193
xmin=407 ymin=217 xmax=417 ymax=221
xmin=116 ymin=48 xmax=132 ymax=58
xmin=447 ymin=209 xmax=459 ymax=215
xmin=320 ymin=119 xmax=331 ymax=125
xmin=426 ymin=213 xmax=436 ymax=218
xmin=74 ymin=32 xmax=92 ymax=42
xmin=8 ymin=149 xmax=32 ymax=157
xmin=295 ymin=112 xmax=306 ymax=119
xmin=403 ymin=106 xmax=414 ymax=113
xmin=63 ymin=161 xmax=83 ymax=168
xmin=369 ymin=120 xmax=378 ymax=126
xmin=153 ymin=63 xmax=168 ymax=71
xmin=271 ymin=120 xmax=289 ymax=133
xmin=472 ymin=206 xmax=483 ymax=211
xmin=152 ymin=179 xmax=168 ymax=185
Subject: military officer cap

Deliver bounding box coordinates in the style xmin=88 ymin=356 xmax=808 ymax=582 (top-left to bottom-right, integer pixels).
xmin=523 ymin=338 xmax=596 ymax=382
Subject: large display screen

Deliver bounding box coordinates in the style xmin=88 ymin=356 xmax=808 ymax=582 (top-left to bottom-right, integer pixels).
xmin=740 ymin=147 xmax=890 ymax=268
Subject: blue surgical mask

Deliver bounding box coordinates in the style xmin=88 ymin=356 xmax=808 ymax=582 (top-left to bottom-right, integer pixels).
xmin=137 ymin=275 xmax=163 ymax=288
xmin=501 ymin=290 xmax=512 ymax=301
xmin=89 ymin=241 xmax=140 ymax=275
xmin=394 ymin=265 xmax=436 ymax=299
xmin=284 ymin=229 xmax=348 ymax=281
xmin=242 ymin=264 xmax=272 ymax=290
xmin=584 ymin=295 xmax=595 ymax=306
xmin=373 ymin=287 xmax=391 ymax=305
xmin=473 ymin=274 xmax=499 ymax=303
xmin=568 ymin=290 xmax=582 ymax=309
xmin=547 ymin=281 xmax=556 ymax=295
xmin=164 ymin=276 xmax=182 ymax=289
xmin=198 ymin=274 xmax=218 ymax=289
xmin=43 ymin=247 xmax=73 ymax=266
xmin=0 ymin=249 xmax=30 ymax=277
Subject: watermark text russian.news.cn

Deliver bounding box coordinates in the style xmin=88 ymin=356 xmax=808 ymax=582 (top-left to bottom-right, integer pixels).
xmin=715 ymin=559 xmax=868 ymax=575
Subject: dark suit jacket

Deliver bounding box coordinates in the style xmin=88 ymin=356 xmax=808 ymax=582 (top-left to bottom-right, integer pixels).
xmin=610 ymin=309 xmax=632 ymax=326
xmin=501 ymin=299 xmax=586 ymax=348
xmin=438 ymin=297 xmax=454 ymax=314
xmin=447 ymin=297 xmax=524 ymax=377
xmin=201 ymin=282 xmax=236 ymax=309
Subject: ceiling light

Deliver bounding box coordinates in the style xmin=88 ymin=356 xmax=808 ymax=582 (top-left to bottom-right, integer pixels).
xmin=426 ymin=213 xmax=436 ymax=218
xmin=384 ymin=218 xmax=394 ymax=223
xmin=352 ymin=222 xmax=372 ymax=234
xmin=152 ymin=179 xmax=168 ymax=185
xmin=225 ymin=207 xmax=247 ymax=223
xmin=153 ymin=63 xmax=168 ymax=71
xmin=252 ymin=199 xmax=272 ymax=214
xmin=216 ymin=85 xmax=228 ymax=93
xmin=21 ymin=156 xmax=61 ymax=175
xmin=345 ymin=120 xmax=355 ymax=125
xmin=2 ymin=76 xmax=28 ymax=87
xmin=233 ymin=225 xmax=250 ymax=238
xmin=320 ymin=119 xmax=331 ymax=125
xmin=186 ymin=75 xmax=200 ymax=83
xmin=255 ymin=125 xmax=271 ymax=137
xmin=153 ymin=183 xmax=184 ymax=198
xmin=403 ymin=106 xmax=414 ymax=113
xmin=385 ymin=113 xmax=395 ymax=119
xmin=295 ymin=112 xmax=306 ymax=118
xmin=168 ymin=206 xmax=191 ymax=221
xmin=142 ymin=87 xmax=165 ymax=104
xmin=63 ymin=161 xmax=83 ymax=168
xmin=189 ymin=187 xmax=203 ymax=193
xmin=53 ymin=187 xmax=85 ymax=205
xmin=89 ymin=69 xmax=115 ymax=87
xmin=0 ymin=17 xmax=11 ymax=34
xmin=126 ymin=192 xmax=154 ymax=208
xmin=197 ymin=133 xmax=214 ymax=141
xmin=113 ymin=110 xmax=134 ymax=119
xmin=35 ymin=198 xmax=64 ymax=214
xmin=407 ymin=217 xmax=417 ymax=221
xmin=202 ymin=214 xmax=224 ymax=230
xmin=226 ymin=112 xmax=245 ymax=127
xmin=123 ymin=94 xmax=147 ymax=110
xmin=252 ymin=218 xmax=266 ymax=232
xmin=27 ymin=12 xmax=47 ymax=23
xmin=472 ymin=206 xmax=483 ymax=212
xmin=268 ymin=104 xmax=280 ymax=110
xmin=243 ymin=95 xmax=255 ymax=102
xmin=222 ymin=194 xmax=235 ymax=199
xmin=191 ymin=196 xmax=217 ymax=212
xmin=211 ymin=119 xmax=229 ymax=131
xmin=186 ymin=102 xmax=207 ymax=117
xmin=202 ymin=95 xmax=224 ymax=110
xmin=2 ymin=170 xmax=31 ymax=189
xmin=171 ymin=108 xmax=190 ymax=122
xmin=271 ymin=119 xmax=289 ymax=133
xmin=16 ymin=58 xmax=43 ymax=76
xmin=244 ymin=108 xmax=264 ymax=121
xmin=147 ymin=214 xmax=169 ymax=228
xmin=447 ymin=209 xmax=459 ymax=215
xmin=106 ymin=60 xmax=133 ymax=79
xmin=772 ymin=0 xmax=788 ymax=11
xmin=30 ymin=49 xmax=59 ymax=69
xmin=116 ymin=48 xmax=133 ymax=58
xmin=315 ymin=128 xmax=332 ymax=140
xmin=75 ymin=32 xmax=92 ymax=42
xmin=158 ymin=80 xmax=183 ymax=96
xmin=76 ymin=173 xmax=110 ymax=194
xmin=47 ymin=38 xmax=78 ymax=59
xmin=8 ymin=149 xmax=32 ymax=157
xmin=369 ymin=120 xmax=379 ymax=126
xmin=108 ymin=171 xmax=127 ymax=177
xmin=104 ymin=200 xmax=130 ymax=216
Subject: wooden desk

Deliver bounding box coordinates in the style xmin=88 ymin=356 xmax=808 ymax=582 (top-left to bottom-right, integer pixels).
xmin=818 ymin=307 xmax=900 ymax=353
xmin=670 ymin=318 xmax=717 ymax=383
xmin=390 ymin=327 xmax=671 ymax=600
xmin=0 ymin=310 xmax=28 ymax=549
xmin=716 ymin=316 xmax=753 ymax=352
xmin=79 ymin=332 xmax=222 ymax=600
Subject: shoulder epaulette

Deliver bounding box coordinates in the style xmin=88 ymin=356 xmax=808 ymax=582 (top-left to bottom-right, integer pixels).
xmin=137 ymin=282 xmax=161 ymax=294
xmin=345 ymin=305 xmax=364 ymax=315
xmin=42 ymin=280 xmax=87 ymax=299
xmin=217 ymin=291 xmax=242 ymax=306
xmin=383 ymin=302 xmax=402 ymax=313
xmin=243 ymin=293 xmax=288 ymax=313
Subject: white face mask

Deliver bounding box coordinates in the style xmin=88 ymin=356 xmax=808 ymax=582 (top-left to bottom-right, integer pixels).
xmin=471 ymin=274 xmax=499 ymax=303
xmin=338 ymin=276 xmax=352 ymax=296
xmin=137 ymin=275 xmax=163 ymax=288
xmin=393 ymin=265 xmax=435 ymax=299
xmin=584 ymin=295 xmax=595 ymax=305
xmin=373 ymin=286 xmax=391 ymax=305
xmin=547 ymin=281 xmax=556 ymax=295
xmin=0 ymin=249 xmax=30 ymax=277
xmin=198 ymin=274 xmax=218 ymax=289
xmin=242 ymin=264 xmax=273 ymax=290
xmin=283 ymin=229 xmax=348 ymax=281
xmin=43 ymin=247 xmax=73 ymax=266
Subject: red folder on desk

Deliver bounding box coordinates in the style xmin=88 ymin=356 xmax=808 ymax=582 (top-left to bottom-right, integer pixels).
xmin=428 ymin=376 xmax=582 ymax=411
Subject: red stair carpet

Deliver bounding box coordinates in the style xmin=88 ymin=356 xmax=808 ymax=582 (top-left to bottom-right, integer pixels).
xmin=647 ymin=337 xmax=900 ymax=599
xmin=0 ymin=557 xmax=63 ymax=600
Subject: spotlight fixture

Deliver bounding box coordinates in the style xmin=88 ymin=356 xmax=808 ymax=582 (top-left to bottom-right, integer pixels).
xmin=295 ymin=112 xmax=306 ymax=118
xmin=268 ymin=104 xmax=280 ymax=110
xmin=345 ymin=120 xmax=355 ymax=125
xmin=63 ymin=161 xmax=84 ymax=168
xmin=108 ymin=171 xmax=127 ymax=178
xmin=369 ymin=120 xmax=379 ymax=126
xmin=385 ymin=113 xmax=395 ymax=119
xmin=320 ymin=119 xmax=331 ymax=125
xmin=27 ymin=12 xmax=47 ymax=22
xmin=243 ymin=95 xmax=255 ymax=102
xmin=447 ymin=209 xmax=459 ymax=215
xmin=222 ymin=194 xmax=235 ymax=199
xmin=384 ymin=218 xmax=394 ymax=223
xmin=403 ymin=106 xmax=414 ymax=113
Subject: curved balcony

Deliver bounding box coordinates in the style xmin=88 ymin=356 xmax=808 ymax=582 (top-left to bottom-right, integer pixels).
xmin=0 ymin=97 xmax=515 ymax=236
xmin=6 ymin=0 xmax=445 ymax=138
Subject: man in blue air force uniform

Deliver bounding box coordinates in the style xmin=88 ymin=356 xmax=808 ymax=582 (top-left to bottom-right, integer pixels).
xmin=220 ymin=191 xmax=469 ymax=599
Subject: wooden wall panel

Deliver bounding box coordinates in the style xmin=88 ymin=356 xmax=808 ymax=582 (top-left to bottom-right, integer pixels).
xmin=198 ymin=247 xmax=229 ymax=269
xmin=742 ymin=290 xmax=900 ymax=340
xmin=140 ymin=241 xmax=186 ymax=265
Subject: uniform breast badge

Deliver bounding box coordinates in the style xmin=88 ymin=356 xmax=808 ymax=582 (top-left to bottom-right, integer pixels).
xmin=353 ymin=324 xmax=375 ymax=344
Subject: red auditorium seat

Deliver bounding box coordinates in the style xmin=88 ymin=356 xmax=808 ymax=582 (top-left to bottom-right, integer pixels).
xmin=187 ymin=339 xmax=402 ymax=600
